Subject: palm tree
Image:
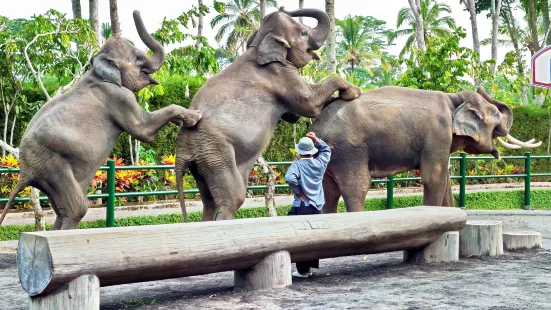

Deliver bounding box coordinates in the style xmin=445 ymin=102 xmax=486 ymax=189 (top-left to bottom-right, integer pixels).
xmin=336 ymin=15 xmax=391 ymax=73
xmin=89 ymin=0 xmax=100 ymax=47
xmin=389 ymin=0 xmax=457 ymax=58
xmin=210 ymin=0 xmax=277 ymax=54
xmin=109 ymin=0 xmax=121 ymax=38
xmin=101 ymin=23 xmax=112 ymax=44
xmin=325 ymin=0 xmax=336 ymax=75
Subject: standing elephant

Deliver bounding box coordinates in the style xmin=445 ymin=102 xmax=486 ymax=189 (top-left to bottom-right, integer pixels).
xmin=309 ymin=86 xmax=540 ymax=212
xmin=0 ymin=11 xmax=202 ymax=229
xmin=175 ymin=7 xmax=361 ymax=222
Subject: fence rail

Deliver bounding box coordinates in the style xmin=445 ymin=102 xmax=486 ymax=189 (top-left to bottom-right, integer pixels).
xmin=1 ymin=152 xmax=550 ymax=227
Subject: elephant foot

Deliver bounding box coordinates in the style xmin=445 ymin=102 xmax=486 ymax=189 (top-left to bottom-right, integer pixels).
xmin=174 ymin=110 xmax=202 ymax=127
xmin=339 ymin=85 xmax=362 ymax=101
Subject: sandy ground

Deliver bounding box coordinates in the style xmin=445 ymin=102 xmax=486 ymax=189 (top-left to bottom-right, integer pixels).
xmin=1 ymin=213 xmax=550 ymax=310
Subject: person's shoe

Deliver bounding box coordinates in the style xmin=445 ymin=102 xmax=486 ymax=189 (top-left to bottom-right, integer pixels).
xmin=292 ymin=271 xmax=310 ymax=278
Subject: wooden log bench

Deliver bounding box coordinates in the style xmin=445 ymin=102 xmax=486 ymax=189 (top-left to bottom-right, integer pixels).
xmin=17 ymin=206 xmax=467 ymax=309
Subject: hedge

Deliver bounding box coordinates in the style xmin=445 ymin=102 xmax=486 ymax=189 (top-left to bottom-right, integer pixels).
xmin=1 ymin=189 xmax=550 ymax=241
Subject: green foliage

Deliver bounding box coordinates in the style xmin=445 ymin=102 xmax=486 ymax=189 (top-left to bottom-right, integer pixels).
xmin=389 ymin=0 xmax=457 ymax=58
xmin=396 ymin=28 xmax=477 ymax=93
xmin=210 ymin=0 xmax=277 ymax=53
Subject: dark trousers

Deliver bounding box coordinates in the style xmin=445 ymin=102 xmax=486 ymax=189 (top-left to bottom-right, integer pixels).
xmin=287 ymin=202 xmax=322 ymax=274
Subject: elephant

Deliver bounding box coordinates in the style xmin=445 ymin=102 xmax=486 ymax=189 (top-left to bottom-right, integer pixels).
xmin=308 ymin=86 xmax=541 ymax=213
xmin=175 ymin=7 xmax=362 ymax=222
xmin=0 ymin=11 xmax=202 ymax=229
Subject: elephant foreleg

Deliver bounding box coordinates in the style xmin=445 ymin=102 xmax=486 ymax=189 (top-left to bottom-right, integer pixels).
xmin=112 ymin=93 xmax=201 ymax=143
xmin=420 ymin=156 xmax=449 ymax=207
xmin=441 ymin=178 xmax=455 ymax=207
xmin=277 ymin=67 xmax=361 ymax=118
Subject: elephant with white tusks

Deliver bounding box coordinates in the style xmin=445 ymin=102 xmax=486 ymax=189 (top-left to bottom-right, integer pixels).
xmin=0 ymin=11 xmax=202 ymax=229
xmin=308 ymin=86 xmax=541 ymax=213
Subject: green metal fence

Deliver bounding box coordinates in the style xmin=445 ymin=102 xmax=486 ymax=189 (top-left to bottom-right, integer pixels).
xmin=1 ymin=152 xmax=551 ymax=227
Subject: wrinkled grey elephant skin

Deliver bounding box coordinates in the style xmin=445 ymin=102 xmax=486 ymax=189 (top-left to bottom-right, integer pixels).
xmin=0 ymin=11 xmax=202 ymax=230
xmin=310 ymin=86 xmax=540 ymax=213
xmin=175 ymin=7 xmax=361 ymax=222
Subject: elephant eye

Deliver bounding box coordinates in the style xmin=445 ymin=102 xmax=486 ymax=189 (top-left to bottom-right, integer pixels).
xmin=300 ymin=29 xmax=308 ymax=36
xmin=136 ymin=54 xmax=144 ymax=61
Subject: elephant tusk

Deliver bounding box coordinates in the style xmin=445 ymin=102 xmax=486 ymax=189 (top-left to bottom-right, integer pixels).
xmin=505 ymin=134 xmax=542 ymax=148
xmin=496 ymin=137 xmax=522 ymax=149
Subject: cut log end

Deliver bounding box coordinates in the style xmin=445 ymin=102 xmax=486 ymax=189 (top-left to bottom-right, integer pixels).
xmin=29 ymin=274 xmax=99 ymax=310
xmin=503 ymin=231 xmax=542 ymax=251
xmin=234 ymin=251 xmax=292 ymax=291
xmin=404 ymin=231 xmax=459 ymax=264
xmin=18 ymin=234 xmax=53 ymax=296
xmin=459 ymin=220 xmax=503 ymax=257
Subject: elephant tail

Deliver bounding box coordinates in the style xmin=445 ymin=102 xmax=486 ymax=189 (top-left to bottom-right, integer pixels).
xmin=176 ymin=160 xmax=189 ymax=223
xmin=0 ymin=178 xmax=30 ymax=225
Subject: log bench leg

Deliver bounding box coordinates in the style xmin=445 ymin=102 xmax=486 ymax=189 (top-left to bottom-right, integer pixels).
xmin=29 ymin=274 xmax=100 ymax=310
xmin=459 ymin=220 xmax=503 ymax=257
xmin=403 ymin=231 xmax=459 ymax=264
xmin=234 ymin=251 xmax=292 ymax=291
xmin=503 ymin=231 xmax=542 ymax=251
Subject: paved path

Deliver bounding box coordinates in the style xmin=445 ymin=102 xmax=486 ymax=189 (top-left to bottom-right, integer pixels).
xmin=2 ymin=182 xmax=551 ymax=227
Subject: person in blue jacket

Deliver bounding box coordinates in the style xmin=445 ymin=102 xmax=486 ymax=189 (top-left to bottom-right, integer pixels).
xmin=285 ymin=131 xmax=331 ymax=278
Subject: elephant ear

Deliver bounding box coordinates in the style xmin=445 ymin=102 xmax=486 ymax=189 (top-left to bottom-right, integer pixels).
xmin=91 ymin=54 xmax=121 ymax=87
xmin=452 ymin=100 xmax=484 ymax=142
xmin=256 ymin=35 xmax=290 ymax=66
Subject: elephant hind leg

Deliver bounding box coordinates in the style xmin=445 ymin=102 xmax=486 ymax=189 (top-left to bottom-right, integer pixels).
xmin=322 ymin=171 xmax=341 ymax=214
xmin=45 ymin=168 xmax=89 ymax=230
xmin=331 ymin=160 xmax=371 ymax=213
xmin=189 ymin=164 xmax=217 ymax=221
xmin=196 ymin=157 xmax=246 ymax=221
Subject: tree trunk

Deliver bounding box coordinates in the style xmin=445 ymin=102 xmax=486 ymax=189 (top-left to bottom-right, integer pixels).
xmin=109 ymin=0 xmax=121 ymax=39
xmin=72 ymin=0 xmax=82 ymax=19
xmin=31 ymin=187 xmax=45 ymax=231
xmin=544 ymin=0 xmax=551 ymax=46
xmin=408 ymin=0 xmax=426 ymax=51
xmin=257 ymin=155 xmax=277 ymax=217
xmin=528 ymin=0 xmax=540 ymax=54
xmin=299 ymin=0 xmax=304 ymax=23
xmin=129 ymin=136 xmax=134 ymax=165
xmin=462 ymin=0 xmax=480 ymax=85
xmin=504 ymin=2 xmax=527 ymax=105
xmin=9 ymin=112 xmax=16 ymax=146
xmin=196 ymin=0 xmax=204 ymax=49
xmin=260 ymin=0 xmax=266 ymax=18
xmin=325 ymin=0 xmax=337 ymax=75
xmin=490 ymin=0 xmax=502 ymax=75
xmin=89 ymin=0 xmax=100 ymax=47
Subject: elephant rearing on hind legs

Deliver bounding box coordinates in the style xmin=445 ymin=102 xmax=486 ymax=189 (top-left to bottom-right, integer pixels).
xmin=0 ymin=11 xmax=202 ymax=230
xmin=309 ymin=86 xmax=541 ymax=212
xmin=175 ymin=7 xmax=361 ymax=222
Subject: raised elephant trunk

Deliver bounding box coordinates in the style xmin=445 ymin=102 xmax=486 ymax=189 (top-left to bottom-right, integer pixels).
xmin=285 ymin=8 xmax=330 ymax=50
xmin=133 ymin=10 xmax=165 ymax=73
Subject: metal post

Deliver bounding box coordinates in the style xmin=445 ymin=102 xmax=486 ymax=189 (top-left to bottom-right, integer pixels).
xmin=524 ymin=152 xmax=531 ymax=210
xmin=386 ymin=176 xmax=394 ymax=209
xmin=106 ymin=160 xmax=116 ymax=227
xmin=459 ymin=153 xmax=467 ymax=209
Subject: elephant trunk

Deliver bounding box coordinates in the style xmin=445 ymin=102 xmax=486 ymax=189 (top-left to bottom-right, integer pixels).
xmin=133 ymin=10 xmax=165 ymax=73
xmin=286 ymin=8 xmax=330 ymax=50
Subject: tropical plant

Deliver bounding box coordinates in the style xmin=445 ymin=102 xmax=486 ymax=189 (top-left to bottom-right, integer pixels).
xmin=389 ymin=0 xmax=457 ymax=58
xmin=335 ymin=15 xmax=393 ymax=74
xmin=210 ymin=0 xmax=277 ymax=54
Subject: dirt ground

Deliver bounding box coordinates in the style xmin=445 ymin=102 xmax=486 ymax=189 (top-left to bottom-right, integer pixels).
xmin=1 ymin=214 xmax=550 ymax=310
